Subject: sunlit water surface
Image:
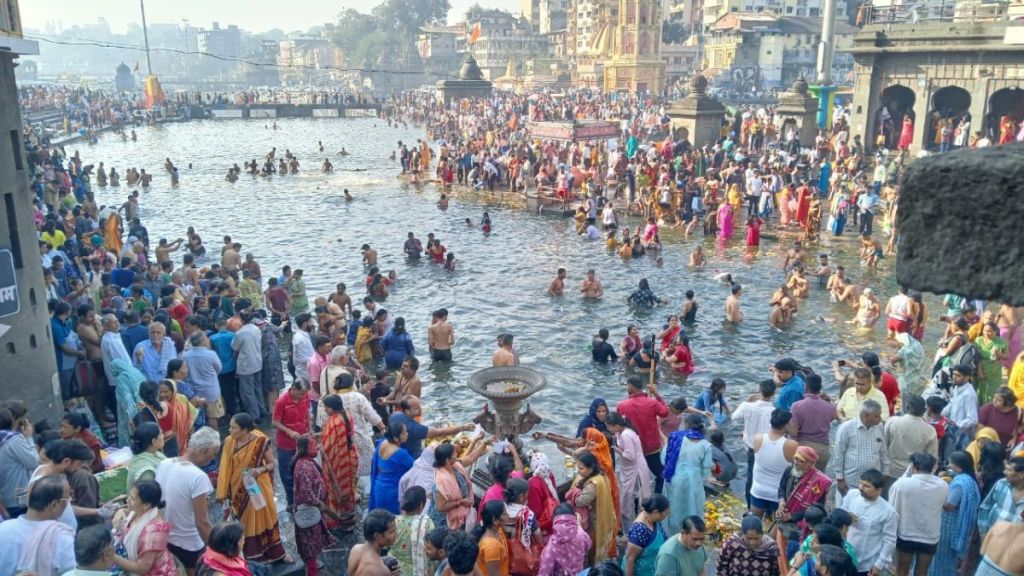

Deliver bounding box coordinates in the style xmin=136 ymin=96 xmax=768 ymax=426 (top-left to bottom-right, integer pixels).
xmin=82 ymin=118 xmax=944 ymax=478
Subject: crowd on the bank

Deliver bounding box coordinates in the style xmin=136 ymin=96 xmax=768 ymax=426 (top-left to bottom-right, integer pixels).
xmin=3 ymin=83 xmax=1024 ymax=576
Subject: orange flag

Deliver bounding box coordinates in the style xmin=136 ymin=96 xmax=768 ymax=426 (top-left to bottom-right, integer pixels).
xmin=468 ymin=23 xmax=481 ymax=45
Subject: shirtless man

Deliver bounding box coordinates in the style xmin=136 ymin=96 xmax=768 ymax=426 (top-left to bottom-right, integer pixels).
xmin=580 ymin=269 xmax=603 ymax=298
xmin=385 ymin=357 xmax=422 ymax=407
xmin=786 ymin=266 xmax=809 ymax=298
xmin=328 ymin=283 xmax=353 ymax=318
xmin=427 ymin=308 xmax=454 ymax=362
xmin=689 ymin=246 xmax=707 ymax=267
xmin=548 ymin=268 xmax=566 ymax=296
xmin=725 ymin=284 xmax=744 ymax=323
xmin=222 ymin=243 xmax=242 ymax=274
xmin=770 ymin=286 xmax=797 ymax=329
xmin=122 ymin=191 xmax=140 ymax=222
xmin=812 ymin=254 xmax=831 ymax=288
xmin=492 ymin=334 xmax=518 ymax=366
xmin=980 ymin=520 xmax=1024 ymax=576
xmin=860 ymin=233 xmax=883 ymax=268
xmin=361 ymin=244 xmax=378 ymax=267
xmin=220 ymin=236 xmax=234 ymax=257
xmin=827 ymin=266 xmax=863 ymax=308
xmin=154 ymin=238 xmax=183 ymax=265
xmin=437 ymin=194 xmax=449 ymax=209
xmin=404 ymin=232 xmax=423 ymax=260
xmin=348 ymin=509 xmax=399 ymax=576
xmin=783 ymin=241 xmax=806 ymax=271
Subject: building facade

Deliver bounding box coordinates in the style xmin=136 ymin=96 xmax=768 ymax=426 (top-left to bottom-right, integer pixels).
xmin=701 ymin=0 xmax=848 ymax=28
xmin=1 ymin=1 xmax=62 ymax=424
xmin=702 ymin=13 xmax=855 ymax=90
xmin=603 ymin=0 xmax=667 ymax=92
xmin=848 ymin=18 xmax=1024 ymax=153
xmin=468 ymin=9 xmax=551 ymax=80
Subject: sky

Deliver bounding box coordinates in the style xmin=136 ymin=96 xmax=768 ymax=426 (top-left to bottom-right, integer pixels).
xmin=20 ymin=0 xmax=510 ymax=35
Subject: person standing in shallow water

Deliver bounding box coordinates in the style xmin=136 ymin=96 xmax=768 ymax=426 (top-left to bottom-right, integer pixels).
xmin=428 ymin=308 xmax=454 ymax=363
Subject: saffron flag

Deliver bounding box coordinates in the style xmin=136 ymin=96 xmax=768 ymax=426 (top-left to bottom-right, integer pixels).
xmin=468 ymin=23 xmax=481 ymax=45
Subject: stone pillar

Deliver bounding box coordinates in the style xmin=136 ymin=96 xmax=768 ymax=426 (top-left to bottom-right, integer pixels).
xmin=667 ymin=75 xmax=726 ymax=148
xmin=0 ymin=53 xmax=62 ymax=423
xmin=778 ymin=77 xmax=821 ymax=143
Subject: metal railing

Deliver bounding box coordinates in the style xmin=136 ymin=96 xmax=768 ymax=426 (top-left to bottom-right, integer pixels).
xmin=861 ymin=0 xmax=1010 ymax=24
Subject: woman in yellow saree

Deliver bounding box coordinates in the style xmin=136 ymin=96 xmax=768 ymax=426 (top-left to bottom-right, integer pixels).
xmin=216 ymin=413 xmax=289 ymax=563
xmin=104 ymin=211 xmax=123 ymax=255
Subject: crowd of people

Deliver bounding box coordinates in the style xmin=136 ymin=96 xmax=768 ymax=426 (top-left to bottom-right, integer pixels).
xmin=6 ymin=80 xmax=1024 ymax=576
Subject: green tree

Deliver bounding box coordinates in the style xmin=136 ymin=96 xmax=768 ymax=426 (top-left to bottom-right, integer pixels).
xmin=372 ymin=0 xmax=452 ymax=38
xmin=333 ymin=8 xmax=381 ymax=54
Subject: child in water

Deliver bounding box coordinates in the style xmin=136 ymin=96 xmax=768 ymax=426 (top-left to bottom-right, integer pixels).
xmin=444 ymin=252 xmax=457 ymax=271
xmin=481 ymin=212 xmax=491 ymax=234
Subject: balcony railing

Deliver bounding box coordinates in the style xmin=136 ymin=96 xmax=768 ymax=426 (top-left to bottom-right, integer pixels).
xmin=861 ymin=0 xmax=1010 ymax=24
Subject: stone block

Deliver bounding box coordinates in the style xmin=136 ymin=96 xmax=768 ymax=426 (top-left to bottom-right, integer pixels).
xmin=897 ymin=144 xmax=1024 ymax=305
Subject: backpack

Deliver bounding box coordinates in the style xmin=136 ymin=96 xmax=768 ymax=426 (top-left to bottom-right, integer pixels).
xmin=947 ymin=335 xmax=980 ymax=374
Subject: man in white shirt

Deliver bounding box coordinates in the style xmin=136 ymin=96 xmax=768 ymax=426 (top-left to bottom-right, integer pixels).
xmin=0 ymin=475 xmax=76 ymax=576
xmin=155 ymin=427 xmax=221 ymax=575
xmin=99 ymin=314 xmax=130 ymax=385
xmin=291 ymin=312 xmax=314 ymax=386
xmin=732 ymin=379 xmax=777 ymax=506
xmin=843 ymin=468 xmax=898 ymax=576
xmin=943 ymin=364 xmax=979 ymax=443
xmin=889 ymin=452 xmax=948 ymax=576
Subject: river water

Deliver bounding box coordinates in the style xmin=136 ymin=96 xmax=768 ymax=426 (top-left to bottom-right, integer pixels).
xmin=81 ymin=117 xmax=942 ymax=477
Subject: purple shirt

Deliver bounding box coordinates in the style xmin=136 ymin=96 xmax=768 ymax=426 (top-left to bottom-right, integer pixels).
xmin=791 ymin=393 xmax=837 ymax=444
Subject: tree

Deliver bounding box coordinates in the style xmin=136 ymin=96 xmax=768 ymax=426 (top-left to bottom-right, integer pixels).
xmin=372 ymin=0 xmax=452 ymax=39
xmin=333 ymin=8 xmax=381 ymax=54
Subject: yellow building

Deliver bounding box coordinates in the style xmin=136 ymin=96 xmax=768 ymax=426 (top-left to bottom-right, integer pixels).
xmin=601 ymin=0 xmax=666 ymax=93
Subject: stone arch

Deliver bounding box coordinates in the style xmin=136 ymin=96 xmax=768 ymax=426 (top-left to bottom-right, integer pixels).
xmin=874 ymin=84 xmax=916 ymax=150
xmin=926 ymin=86 xmax=971 ymax=150
xmin=986 ymin=87 xmax=1024 ymax=142
xmin=781 ymin=117 xmax=799 ymax=140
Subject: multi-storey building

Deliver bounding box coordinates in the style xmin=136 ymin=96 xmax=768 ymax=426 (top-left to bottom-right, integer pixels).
xmin=467 ymin=9 xmax=551 ymax=80
xmin=603 ymin=0 xmax=667 ymax=92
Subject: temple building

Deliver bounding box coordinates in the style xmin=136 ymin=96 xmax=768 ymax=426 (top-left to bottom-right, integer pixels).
xmin=601 ymin=0 xmax=666 ymax=93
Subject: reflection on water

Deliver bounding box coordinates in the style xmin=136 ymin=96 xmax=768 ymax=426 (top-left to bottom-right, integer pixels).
xmin=83 ymin=118 xmax=942 ymax=477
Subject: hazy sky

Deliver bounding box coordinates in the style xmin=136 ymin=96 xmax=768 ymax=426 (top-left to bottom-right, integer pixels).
xmin=20 ymin=0 xmax=510 ymax=34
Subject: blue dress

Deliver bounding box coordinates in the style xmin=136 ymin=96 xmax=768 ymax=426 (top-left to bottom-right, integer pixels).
xmin=381 ymin=331 xmax=415 ymax=370
xmin=369 ymin=440 xmax=415 ymax=514
xmin=663 ymin=437 xmax=712 ymax=534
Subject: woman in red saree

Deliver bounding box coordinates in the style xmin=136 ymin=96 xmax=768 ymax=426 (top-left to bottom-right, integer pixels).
xmin=795 ymin=183 xmax=811 ymax=227
xmin=320 ymin=394 xmax=359 ymax=531
xmin=999 ymin=115 xmax=1016 ymax=145
xmin=292 ymin=437 xmax=330 ymax=576
xmin=159 ymin=376 xmax=196 ymax=454
xmin=898 ymin=115 xmax=914 ymax=150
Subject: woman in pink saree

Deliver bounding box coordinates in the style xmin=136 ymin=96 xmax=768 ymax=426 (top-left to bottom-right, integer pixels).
xmin=717 ymin=202 xmax=734 ymax=241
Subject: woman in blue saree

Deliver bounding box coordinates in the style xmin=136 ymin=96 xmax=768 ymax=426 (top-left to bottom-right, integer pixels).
xmin=370 ymin=419 xmax=415 ymax=514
